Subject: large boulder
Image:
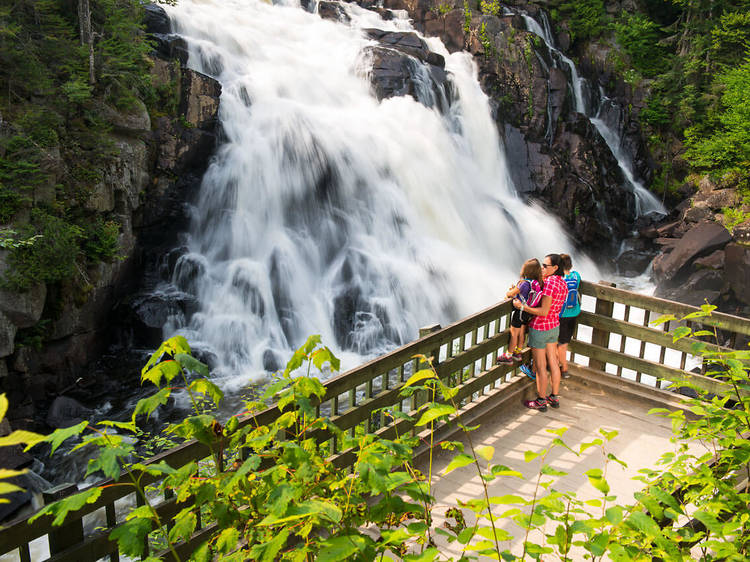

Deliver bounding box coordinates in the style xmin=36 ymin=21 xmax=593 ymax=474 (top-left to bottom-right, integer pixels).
xmin=653 ymin=221 xmax=732 ymax=286
xmin=362 ymin=31 xmax=448 ymax=107
xmin=725 ymin=243 xmax=750 ymax=305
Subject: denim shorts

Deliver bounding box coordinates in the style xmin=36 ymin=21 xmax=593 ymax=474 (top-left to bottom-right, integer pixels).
xmin=528 ymin=326 xmax=559 ymax=349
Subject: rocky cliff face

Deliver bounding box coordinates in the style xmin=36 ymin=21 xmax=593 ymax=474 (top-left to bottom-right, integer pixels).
xmin=0 ymin=8 xmax=221 ymax=429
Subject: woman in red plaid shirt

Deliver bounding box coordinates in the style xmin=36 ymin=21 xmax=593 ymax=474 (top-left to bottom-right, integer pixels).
xmin=512 ymin=253 xmax=568 ymax=411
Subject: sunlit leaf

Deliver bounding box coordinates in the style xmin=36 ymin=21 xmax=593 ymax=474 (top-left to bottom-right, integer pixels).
xmin=174 ymin=353 xmax=209 ymax=377
xmin=443 ymin=453 xmax=474 ymax=474
xmin=43 ymin=421 xmax=88 ymax=454
xmin=141 ymin=360 xmax=181 ymax=386
xmin=109 ymin=516 xmax=153 ymax=557
xmin=0 ymin=429 xmax=45 ymax=449
xmin=415 ymin=404 xmax=455 ymax=426
xmin=189 ymin=378 xmax=224 ymax=406
xmin=29 ymin=486 xmax=102 ymax=526
xmin=403 ymin=369 xmax=436 ymax=388
xmin=132 ymin=388 xmax=171 ymax=422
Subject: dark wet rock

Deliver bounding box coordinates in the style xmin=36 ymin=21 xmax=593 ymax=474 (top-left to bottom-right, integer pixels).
xmin=653 ymin=222 xmax=732 ymax=286
xmin=318 ymin=1 xmax=351 ymax=22
xmin=144 ymin=3 xmax=171 ymax=35
xmin=46 ymin=396 xmax=93 ymax=429
xmin=150 ymin=33 xmax=189 ymax=66
xmin=694 ymin=250 xmax=725 ymax=270
xmin=263 ymin=349 xmax=281 ymax=372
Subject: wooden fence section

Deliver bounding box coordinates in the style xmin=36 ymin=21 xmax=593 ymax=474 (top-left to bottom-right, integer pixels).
xmin=570 ymin=281 xmax=750 ymax=397
xmin=2 ymin=282 xmax=749 ymax=561
xmin=0 ymin=301 xmax=524 ymax=562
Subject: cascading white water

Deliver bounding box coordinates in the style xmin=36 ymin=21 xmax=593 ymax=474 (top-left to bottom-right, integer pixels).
xmin=521 ymin=13 xmax=667 ymax=219
xmin=161 ymin=0 xmax=596 ymax=390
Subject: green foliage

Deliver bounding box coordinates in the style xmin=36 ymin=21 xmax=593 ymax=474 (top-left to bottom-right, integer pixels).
xmin=82 ymin=219 xmax=122 ymax=262
xmin=3 ymin=208 xmax=83 ymax=290
xmin=614 ymin=13 xmax=671 ymax=77
xmin=553 ymin=0 xmax=610 ymax=44
xmin=479 ymin=0 xmax=500 ymax=17
xmin=684 ymin=59 xmax=750 ymax=186
xmin=463 ymin=0 xmax=472 ymax=34
xmin=722 ymin=205 xmax=750 ymax=232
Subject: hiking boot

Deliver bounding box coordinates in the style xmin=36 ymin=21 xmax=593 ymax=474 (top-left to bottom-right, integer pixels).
xmin=520 ymin=363 xmax=535 ymax=380
xmin=524 ymin=397 xmax=547 ymax=412
xmin=546 ymin=394 xmax=560 ymax=408
xmin=496 ymin=352 xmax=513 ymax=364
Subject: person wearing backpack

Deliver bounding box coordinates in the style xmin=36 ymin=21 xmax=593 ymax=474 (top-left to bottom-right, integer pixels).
xmin=497 ymin=258 xmax=543 ymax=363
xmin=512 ymin=253 xmax=568 ymax=412
xmin=557 ymin=253 xmax=581 ymax=379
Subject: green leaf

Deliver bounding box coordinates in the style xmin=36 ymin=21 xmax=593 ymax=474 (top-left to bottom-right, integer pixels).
xmin=29 ymin=487 xmax=102 ymax=526
xmin=524 ymin=450 xmax=541 ymax=463
xmin=0 ymin=394 xmax=7 ymax=421
xmin=215 ymin=527 xmax=239 ymax=554
xmin=0 ymin=481 xmax=24 ymax=495
xmin=650 ymin=314 xmax=676 ymax=326
xmin=488 ymin=494 xmax=525 ymax=505
xmin=109 ymin=516 xmax=153 ymax=558
xmin=188 ymin=378 xmax=224 ymax=406
xmin=141 ymin=360 xmax=181 ymax=386
xmin=585 ymin=469 xmax=610 ymax=495
xmin=627 ymin=511 xmax=661 ymax=538
xmin=168 ymin=508 xmax=197 ymax=543
xmin=672 ymin=326 xmax=692 ymax=342
xmin=403 ymin=369 xmax=436 ymax=388
xmin=132 ymin=388 xmax=171 ymax=422
xmin=693 ymin=510 xmax=724 ymax=535
xmin=174 ymin=353 xmax=209 ymax=377
xmin=44 ymin=421 xmax=88 ymax=454
xmin=443 ymin=453 xmax=474 ymax=474
xmin=85 ymin=446 xmax=131 ymax=480
xmin=129 ymin=461 xmax=176 ymax=478
xmin=317 ymin=535 xmax=366 ymax=562
xmin=403 ymin=547 xmax=439 ymax=561
xmin=141 ymin=336 xmax=191 ymax=376
xmin=605 ymin=505 xmax=624 ymax=525
xmin=0 ymin=429 xmax=45 ymax=449
xmin=311 ymin=346 xmax=340 ymax=372
xmin=475 ymin=445 xmax=495 ymax=462
xmin=540 ymin=464 xmax=567 ymax=476
xmin=415 ymin=404 xmax=455 ymax=426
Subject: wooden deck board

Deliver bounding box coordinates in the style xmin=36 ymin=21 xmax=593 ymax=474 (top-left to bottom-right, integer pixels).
xmin=420 ymin=376 xmax=705 ymax=560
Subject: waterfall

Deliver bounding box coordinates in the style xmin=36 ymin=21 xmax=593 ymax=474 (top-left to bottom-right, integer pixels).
xmin=521 ymin=12 xmax=667 ymax=219
xmin=160 ymin=0 xmax=595 ymax=390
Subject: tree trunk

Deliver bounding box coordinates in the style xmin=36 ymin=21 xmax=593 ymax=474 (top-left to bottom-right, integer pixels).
xmin=77 ymin=0 xmax=95 ymax=85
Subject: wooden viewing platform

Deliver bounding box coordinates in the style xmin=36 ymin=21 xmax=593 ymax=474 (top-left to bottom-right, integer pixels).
xmin=424 ymin=365 xmax=702 ymax=559
xmin=0 ymin=281 xmax=749 ymax=561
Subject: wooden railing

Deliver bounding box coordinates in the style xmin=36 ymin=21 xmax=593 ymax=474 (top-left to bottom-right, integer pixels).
xmin=570 ymin=281 xmax=750 ymax=398
xmin=2 ymin=281 xmax=749 ymax=561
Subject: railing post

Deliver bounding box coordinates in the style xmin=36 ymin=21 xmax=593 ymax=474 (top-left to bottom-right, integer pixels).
xmin=589 ymin=282 xmax=615 ymax=372
xmin=43 ymin=483 xmax=84 ymax=556
xmin=415 ymin=325 xmax=441 ymax=415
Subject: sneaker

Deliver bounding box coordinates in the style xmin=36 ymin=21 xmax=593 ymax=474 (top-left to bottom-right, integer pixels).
xmin=496 ymin=352 xmax=513 ymax=364
xmin=524 ymin=397 xmax=547 ymax=412
xmin=561 ymin=371 xmax=570 ymax=379
xmin=511 ymin=349 xmax=523 ymax=361
xmin=520 ymin=363 xmax=535 ymax=380
xmin=546 ymin=394 xmax=560 ymax=408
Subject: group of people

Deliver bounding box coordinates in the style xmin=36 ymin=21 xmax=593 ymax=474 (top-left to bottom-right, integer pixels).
xmin=496 ymin=253 xmax=581 ymax=412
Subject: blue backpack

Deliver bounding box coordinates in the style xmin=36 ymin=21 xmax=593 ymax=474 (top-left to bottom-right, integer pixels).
xmin=562 ymin=271 xmax=581 ymax=313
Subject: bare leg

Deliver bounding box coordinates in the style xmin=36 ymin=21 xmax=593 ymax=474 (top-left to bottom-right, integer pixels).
xmin=557 ymin=343 xmax=568 ymax=372
xmin=533 ymin=347 xmax=547 ymax=397
xmin=546 ymin=342 xmax=561 ymax=395
xmin=509 ymin=326 xmax=521 ymax=352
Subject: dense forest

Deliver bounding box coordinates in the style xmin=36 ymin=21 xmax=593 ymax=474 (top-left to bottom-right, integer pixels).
xmin=0 ymin=0 xmax=748 ymax=319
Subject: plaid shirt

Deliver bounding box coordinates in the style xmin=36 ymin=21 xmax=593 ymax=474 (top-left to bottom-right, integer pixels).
xmin=530 ymin=275 xmax=568 ymax=331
